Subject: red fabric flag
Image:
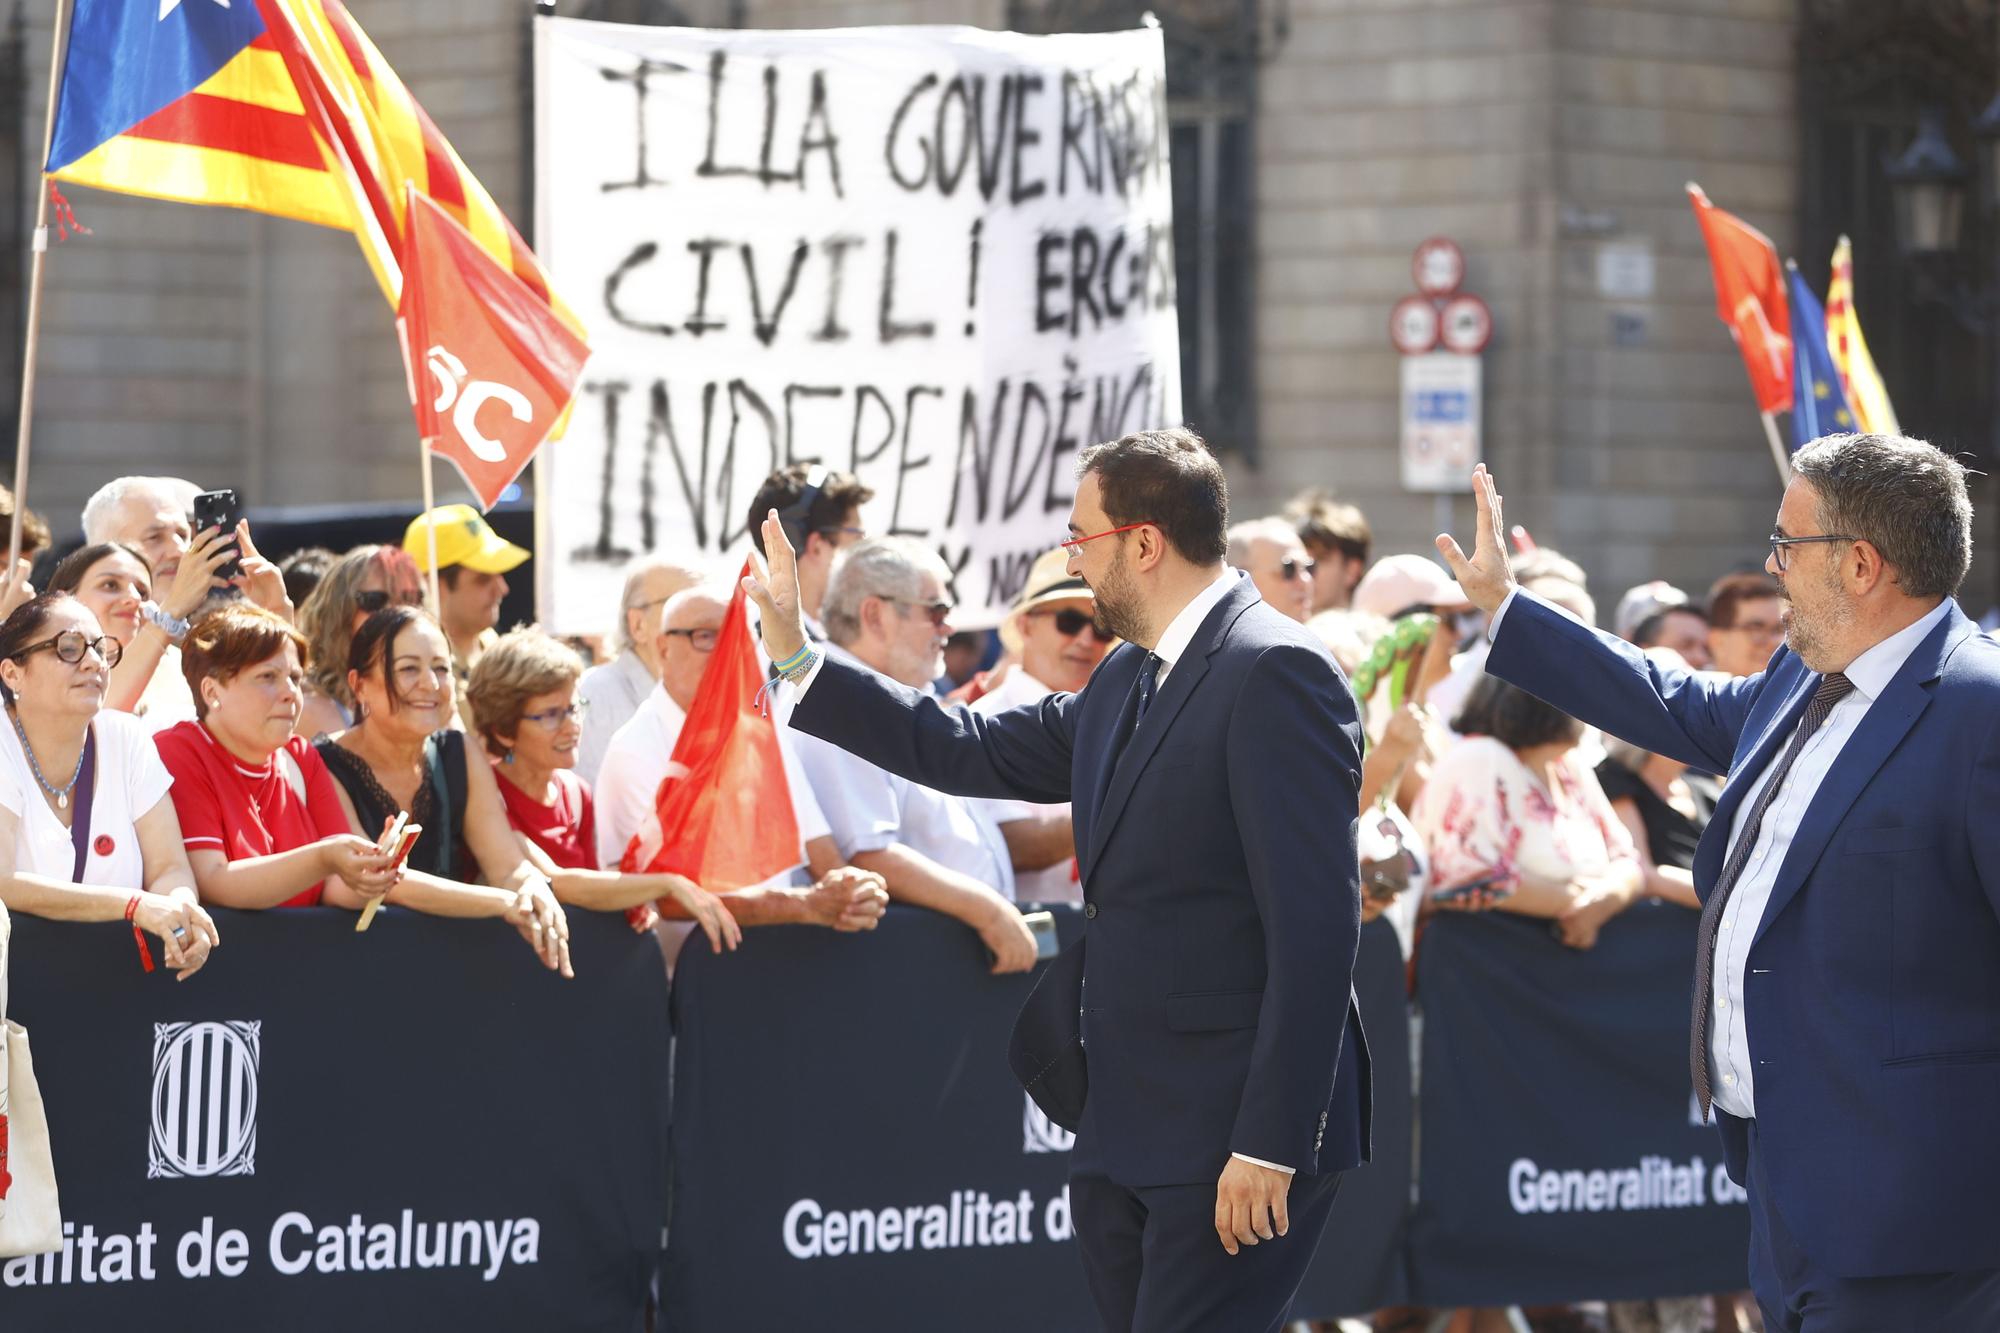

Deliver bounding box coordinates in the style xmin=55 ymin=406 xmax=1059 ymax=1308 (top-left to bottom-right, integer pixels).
xmin=620 ymin=560 xmax=803 ymax=894
xmin=396 ymin=186 xmax=589 ymax=509
xmin=1688 ymin=183 xmax=1792 ymax=414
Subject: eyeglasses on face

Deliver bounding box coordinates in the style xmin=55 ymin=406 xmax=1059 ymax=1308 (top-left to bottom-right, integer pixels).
xmin=815 ymin=525 xmax=867 ymax=542
xmin=1768 ymin=530 xmax=1858 ymax=573
xmin=15 ymin=630 xmax=123 ymax=669
xmin=890 ymin=598 xmax=954 ymax=628
xmin=663 ymin=627 xmax=720 ymax=653
xmin=355 ymin=588 xmax=424 ymax=614
xmin=1040 ymin=608 xmax=1115 ymax=643
xmin=1279 ymin=556 xmax=1317 ymax=582
xmin=1061 ymin=522 xmax=1152 ymax=559
xmin=521 ymin=698 xmax=589 ymax=730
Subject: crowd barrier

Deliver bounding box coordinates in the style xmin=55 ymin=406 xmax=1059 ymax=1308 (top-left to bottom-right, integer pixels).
xmin=0 ymin=900 xmax=1748 ymax=1330
xmin=0 ymin=909 xmax=670 ymax=1333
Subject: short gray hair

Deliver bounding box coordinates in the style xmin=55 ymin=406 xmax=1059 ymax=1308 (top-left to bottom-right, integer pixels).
xmin=616 ymin=553 xmax=707 ymax=652
xmin=822 ymin=537 xmax=946 ymax=647
xmin=1791 ymin=433 xmax=1971 ymax=598
xmin=1225 ymin=516 xmax=1300 ymax=568
xmin=81 ymin=475 xmax=199 ymax=543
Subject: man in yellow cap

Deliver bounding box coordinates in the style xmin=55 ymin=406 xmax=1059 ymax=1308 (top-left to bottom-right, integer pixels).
xmin=404 ymin=504 xmax=528 ymax=727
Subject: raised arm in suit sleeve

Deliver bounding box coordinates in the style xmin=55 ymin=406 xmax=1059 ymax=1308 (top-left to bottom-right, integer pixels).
xmin=788 ymin=653 xmax=1076 ymax=804
xmin=1486 ymin=591 xmax=1768 ymax=776
xmin=1225 ymin=642 xmax=1364 ymax=1170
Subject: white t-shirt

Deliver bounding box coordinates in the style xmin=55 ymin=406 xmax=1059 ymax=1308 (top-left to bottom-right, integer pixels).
xmin=134 ymin=645 xmax=198 ymax=735
xmin=0 ymin=709 xmax=174 ymax=886
xmin=969 ymin=666 xmax=1080 ymax=904
xmin=593 ymin=686 xmax=830 ymax=884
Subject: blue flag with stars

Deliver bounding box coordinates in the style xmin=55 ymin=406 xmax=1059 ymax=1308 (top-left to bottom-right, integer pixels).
xmin=1785 ymin=262 xmax=1855 ymax=451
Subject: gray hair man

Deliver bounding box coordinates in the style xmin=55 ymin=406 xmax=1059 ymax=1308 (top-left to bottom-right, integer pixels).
xmin=790 ymin=536 xmax=1036 ymax=970
xmin=81 ymin=476 xmax=200 ymax=585
xmin=1226 ymin=516 xmax=1314 ymax=624
xmin=1439 ymin=434 xmax=2000 ymax=1328
xmin=574 ymin=554 xmax=708 ymax=785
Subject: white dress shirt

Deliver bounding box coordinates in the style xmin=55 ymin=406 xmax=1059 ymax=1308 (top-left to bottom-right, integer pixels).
xmin=970 ymin=666 xmax=1081 ymax=904
xmin=1491 ymin=588 xmax=1953 ymax=1118
xmin=593 ymin=686 xmax=830 ymax=882
xmin=575 ymin=650 xmax=655 ymax=788
xmin=789 ymin=649 xmax=1015 ymax=899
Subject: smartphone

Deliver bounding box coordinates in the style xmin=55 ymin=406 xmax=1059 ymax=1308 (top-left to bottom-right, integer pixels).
xmin=191 ymin=489 xmax=242 ymax=581
xmin=1431 ymin=873 xmax=1508 ymax=906
xmin=1023 ymin=910 xmax=1059 ymax=961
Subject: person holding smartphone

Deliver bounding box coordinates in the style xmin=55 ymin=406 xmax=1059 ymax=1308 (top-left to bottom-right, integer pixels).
xmin=1412 ymin=674 xmax=1643 ymax=947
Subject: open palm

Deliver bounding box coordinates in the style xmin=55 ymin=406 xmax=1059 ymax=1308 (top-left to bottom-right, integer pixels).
xmin=1434 ymin=465 xmax=1518 ymax=615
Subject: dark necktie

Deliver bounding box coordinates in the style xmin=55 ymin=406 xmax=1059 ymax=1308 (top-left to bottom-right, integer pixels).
xmin=1690 ymin=671 xmax=1854 ymax=1118
xmin=1111 ymin=653 xmax=1161 ymax=769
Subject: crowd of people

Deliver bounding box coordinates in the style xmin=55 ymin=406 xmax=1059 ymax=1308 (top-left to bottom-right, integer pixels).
xmin=0 ymin=460 xmax=1802 ymax=1331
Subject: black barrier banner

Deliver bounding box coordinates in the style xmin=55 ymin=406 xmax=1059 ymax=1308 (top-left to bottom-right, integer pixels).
xmin=1408 ymin=907 xmax=1750 ymax=1307
xmin=663 ymin=906 xmax=1410 ymax=1328
xmin=0 ymin=909 xmax=670 ymax=1333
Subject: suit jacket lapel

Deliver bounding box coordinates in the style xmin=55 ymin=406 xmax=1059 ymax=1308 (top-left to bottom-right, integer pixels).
xmin=1751 ymin=608 xmax=1968 ymax=945
xmin=1693 ymin=671 xmax=1814 ymax=899
xmin=1084 ymin=584 xmax=1256 ymax=869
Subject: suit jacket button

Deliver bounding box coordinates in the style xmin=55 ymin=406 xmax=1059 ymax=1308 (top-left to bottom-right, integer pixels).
xmin=1084 ymin=902 xmax=1098 ymax=919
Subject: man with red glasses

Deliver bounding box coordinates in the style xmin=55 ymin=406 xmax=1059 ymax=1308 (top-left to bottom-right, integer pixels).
xmin=969 ymin=547 xmax=1117 ymax=904
xmin=748 ymin=428 xmax=1369 ymax=1332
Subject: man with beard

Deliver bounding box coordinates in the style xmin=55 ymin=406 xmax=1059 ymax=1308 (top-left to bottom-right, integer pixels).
xmin=1438 ymin=434 xmax=2000 ymax=1330
xmin=746 ymin=428 xmax=1370 ymax=1332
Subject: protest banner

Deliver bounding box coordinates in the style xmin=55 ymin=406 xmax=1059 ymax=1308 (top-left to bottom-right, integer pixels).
xmin=533 ymin=19 xmax=1181 ymax=631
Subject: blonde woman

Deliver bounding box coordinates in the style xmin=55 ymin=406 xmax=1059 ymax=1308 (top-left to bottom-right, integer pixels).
xmin=296 ymin=544 xmax=425 ymax=740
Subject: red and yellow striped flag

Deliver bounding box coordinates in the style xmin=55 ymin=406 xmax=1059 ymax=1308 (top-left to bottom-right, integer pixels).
xmin=1825 ymin=235 xmax=1899 ymax=437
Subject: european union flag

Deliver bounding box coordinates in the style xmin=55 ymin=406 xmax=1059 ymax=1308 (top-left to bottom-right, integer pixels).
xmin=1785 ymin=260 xmax=1856 ymax=451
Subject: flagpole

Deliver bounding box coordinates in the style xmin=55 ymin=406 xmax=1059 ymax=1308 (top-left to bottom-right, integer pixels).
xmin=420 ymin=445 xmax=442 ymax=614
xmin=1759 ymin=411 xmax=1791 ymax=486
xmin=8 ymin=0 xmax=76 ymax=588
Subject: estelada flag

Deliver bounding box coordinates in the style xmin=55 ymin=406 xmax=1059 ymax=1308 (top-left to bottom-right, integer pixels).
xmin=1688 ymin=183 xmax=1792 ymax=414
xmin=620 ymin=562 xmax=803 ymax=895
xmin=397 ymin=189 xmax=589 ymax=509
xmin=46 ymin=0 xmax=580 ymax=339
xmin=1826 ymin=235 xmax=1902 ymax=436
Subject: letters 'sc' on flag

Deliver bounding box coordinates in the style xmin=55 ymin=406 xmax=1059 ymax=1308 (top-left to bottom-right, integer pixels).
xmin=46 ymin=0 xmax=581 ymax=344
xmin=621 ymin=561 xmax=804 ymax=896
xmin=1688 ymin=183 xmax=1792 ymax=415
xmin=1825 ymin=235 xmax=1901 ymax=436
xmin=398 ymin=189 xmax=590 ymax=510
xmin=1783 ymin=261 xmax=1855 ymax=452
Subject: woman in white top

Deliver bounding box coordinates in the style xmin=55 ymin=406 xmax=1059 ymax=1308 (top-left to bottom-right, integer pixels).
xmin=0 ymin=593 xmax=217 ymax=978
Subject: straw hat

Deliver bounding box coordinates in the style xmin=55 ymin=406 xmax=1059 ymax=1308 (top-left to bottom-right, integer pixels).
xmin=999 ymin=547 xmax=1094 ymax=655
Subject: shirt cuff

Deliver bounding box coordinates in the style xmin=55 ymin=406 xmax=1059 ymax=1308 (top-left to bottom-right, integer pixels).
xmin=788 ymin=649 xmax=827 ymax=704
xmin=1485 ymin=586 xmax=1523 ymax=644
xmin=1231 ymin=1152 xmax=1295 ymax=1176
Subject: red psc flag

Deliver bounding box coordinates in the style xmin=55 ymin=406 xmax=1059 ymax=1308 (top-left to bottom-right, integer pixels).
xmin=396 ymin=186 xmax=589 ymax=508
xmin=620 ymin=561 xmax=802 ymax=894
xmin=1688 ymin=182 xmax=1792 ymax=415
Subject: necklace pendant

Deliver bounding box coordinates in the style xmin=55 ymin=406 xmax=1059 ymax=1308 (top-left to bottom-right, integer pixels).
xmin=56 ymin=791 xmax=67 ymax=810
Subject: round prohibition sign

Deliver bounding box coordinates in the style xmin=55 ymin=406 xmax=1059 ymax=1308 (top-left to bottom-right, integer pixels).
xmin=1412 ymin=237 xmax=1465 ymax=298
xmin=1440 ymin=294 xmax=1493 ymax=355
xmin=1390 ymin=296 xmax=1440 ymax=355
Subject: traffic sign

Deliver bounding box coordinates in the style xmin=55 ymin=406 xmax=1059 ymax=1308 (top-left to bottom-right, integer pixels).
xmin=1439 ymin=294 xmax=1493 ymax=354
xmin=1400 ymin=352 xmax=1482 ymax=492
xmin=1412 ymin=237 xmax=1465 ymax=298
xmin=1389 ymin=296 xmax=1440 ymax=355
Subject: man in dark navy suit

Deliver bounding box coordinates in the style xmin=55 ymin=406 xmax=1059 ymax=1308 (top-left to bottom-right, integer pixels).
xmin=1439 ymin=435 xmax=2000 ymax=1331
xmin=744 ymin=428 xmax=1370 ymax=1332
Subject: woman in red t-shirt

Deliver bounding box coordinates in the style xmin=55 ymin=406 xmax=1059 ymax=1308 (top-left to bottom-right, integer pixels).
xmin=466 ymin=628 xmax=740 ymax=953
xmin=154 ymin=603 xmax=403 ymax=908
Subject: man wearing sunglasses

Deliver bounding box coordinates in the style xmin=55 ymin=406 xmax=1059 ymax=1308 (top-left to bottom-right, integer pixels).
xmin=1440 ymin=436 xmax=2000 ymax=1330
xmin=748 ymin=427 xmax=1370 ymax=1332
xmin=1225 ymin=516 xmax=1315 ymax=624
xmin=968 ymin=547 xmax=1117 ymax=904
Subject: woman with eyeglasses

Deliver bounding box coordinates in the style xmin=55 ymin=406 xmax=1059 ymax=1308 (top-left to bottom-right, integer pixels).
xmin=296 ymin=544 xmax=426 ymax=740
xmin=0 ymin=594 xmax=218 ymax=978
xmin=466 ymin=628 xmax=741 ymax=953
xmin=314 ymin=606 xmax=573 ymax=975
xmin=48 ymin=533 xmax=238 ymax=726
xmin=153 ymin=603 xmax=403 ymax=910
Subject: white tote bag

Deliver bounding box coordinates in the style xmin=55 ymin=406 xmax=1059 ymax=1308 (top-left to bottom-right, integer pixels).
xmin=0 ymin=903 xmax=63 ymax=1256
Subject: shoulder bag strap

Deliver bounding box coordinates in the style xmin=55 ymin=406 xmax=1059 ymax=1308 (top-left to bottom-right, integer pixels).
xmin=68 ymin=726 xmax=99 ymax=884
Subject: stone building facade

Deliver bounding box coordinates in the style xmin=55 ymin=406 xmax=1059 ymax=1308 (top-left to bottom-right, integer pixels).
xmin=7 ymin=0 xmax=1995 ymax=613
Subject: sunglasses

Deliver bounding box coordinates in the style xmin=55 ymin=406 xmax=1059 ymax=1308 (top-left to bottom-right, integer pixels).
xmin=890 ymin=599 xmax=954 ymax=628
xmin=355 ymin=588 xmax=424 ymax=614
xmin=15 ymin=630 xmax=123 ymax=669
xmin=1279 ymin=557 xmax=1317 ymax=582
xmin=1043 ymin=608 xmax=1115 ymax=643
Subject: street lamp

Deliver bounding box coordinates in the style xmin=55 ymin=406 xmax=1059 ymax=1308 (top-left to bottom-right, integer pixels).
xmin=1887 ymin=107 xmax=1969 ymax=257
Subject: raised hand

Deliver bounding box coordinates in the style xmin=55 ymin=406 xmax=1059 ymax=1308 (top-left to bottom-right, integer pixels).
xmin=161 ymin=526 xmax=237 ymax=621
xmin=1433 ymin=465 xmax=1517 ymax=616
xmin=740 ymin=509 xmax=809 ymax=666
xmin=232 ymin=520 xmax=294 ymax=621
